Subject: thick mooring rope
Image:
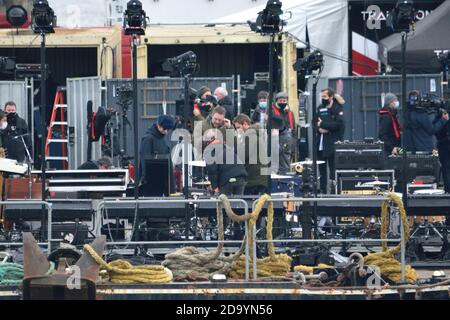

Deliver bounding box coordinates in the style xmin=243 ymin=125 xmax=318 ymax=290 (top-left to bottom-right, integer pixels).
xmin=363 ymin=192 xmax=417 ymax=283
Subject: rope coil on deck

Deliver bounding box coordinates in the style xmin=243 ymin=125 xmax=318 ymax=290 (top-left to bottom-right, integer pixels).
xmin=363 ymin=192 xmax=417 ymax=283
xmin=83 ymin=244 xmax=173 ymax=284
xmin=0 ymin=263 xmax=23 ymax=286
xmin=161 ymin=195 xmax=245 ymax=280
xmin=162 ymin=194 xmax=292 ymax=280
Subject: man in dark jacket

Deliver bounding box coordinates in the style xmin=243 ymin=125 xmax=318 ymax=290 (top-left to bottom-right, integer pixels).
xmin=214 ymin=87 xmax=235 ymax=120
xmin=3 ymin=101 xmax=31 ymax=163
xmin=317 ymin=88 xmax=345 ymax=194
xmin=271 ymin=92 xmax=296 ymax=175
xmin=378 ymin=93 xmax=402 ymax=155
xmin=204 ymin=135 xmax=247 ymax=196
xmin=404 ymin=90 xmax=448 ymax=153
xmin=139 ymin=115 xmax=175 ymax=184
xmin=251 ymin=91 xmax=269 ymax=127
xmin=435 ymin=110 xmax=450 ymax=193
xmin=233 ymin=114 xmax=268 ymax=195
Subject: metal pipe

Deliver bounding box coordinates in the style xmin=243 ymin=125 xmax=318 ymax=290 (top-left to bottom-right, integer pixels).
xmin=256 ymin=239 xmax=400 ymax=244
xmin=105 ymin=240 xmax=244 ymax=245
xmin=245 ymin=220 xmax=249 ymax=282
xmin=132 ymin=35 xmax=139 ymax=201
xmin=400 ymin=216 xmax=406 ymax=283
xmin=253 ymin=223 xmax=257 ymax=280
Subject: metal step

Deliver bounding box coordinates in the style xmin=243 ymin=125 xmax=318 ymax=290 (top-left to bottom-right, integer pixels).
xmin=51 ymin=122 xmax=68 ymax=126
xmin=46 ymin=156 xmax=69 ymax=161
xmin=47 ymin=139 xmax=69 ymax=143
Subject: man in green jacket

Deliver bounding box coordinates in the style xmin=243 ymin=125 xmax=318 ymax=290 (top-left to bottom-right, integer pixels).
xmin=233 ymin=114 xmax=268 ymax=195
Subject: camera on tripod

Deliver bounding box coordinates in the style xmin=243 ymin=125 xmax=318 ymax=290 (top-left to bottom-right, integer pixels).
xmin=409 ymin=91 xmax=449 ymax=115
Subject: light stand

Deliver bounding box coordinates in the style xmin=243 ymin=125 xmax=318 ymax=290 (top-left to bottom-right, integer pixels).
xmin=248 ymin=0 xmax=284 ymax=191
xmin=131 ymin=35 xmax=139 ymax=201
xmin=401 ymin=32 xmax=408 ymax=208
xmin=293 ymin=50 xmax=324 ymax=239
xmin=267 ymin=33 xmax=276 ymax=193
xmin=162 ymin=51 xmax=198 ymax=240
xmin=310 ymin=76 xmax=320 ymax=238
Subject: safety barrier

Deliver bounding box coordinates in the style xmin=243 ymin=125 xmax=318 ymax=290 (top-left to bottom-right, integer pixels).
xmin=96 ymin=198 xmax=251 ymax=280
xmin=251 ymin=196 xmax=406 ymax=282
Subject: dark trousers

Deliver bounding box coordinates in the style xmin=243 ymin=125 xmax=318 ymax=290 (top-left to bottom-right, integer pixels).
xmin=220 ymin=178 xmax=247 ymax=196
xmin=438 ymin=146 xmax=450 ymax=193
xmin=318 ymin=151 xmax=335 ymax=194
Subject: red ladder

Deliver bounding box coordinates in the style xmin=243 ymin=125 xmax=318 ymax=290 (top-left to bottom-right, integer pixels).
xmin=45 ymin=88 xmax=68 ymax=169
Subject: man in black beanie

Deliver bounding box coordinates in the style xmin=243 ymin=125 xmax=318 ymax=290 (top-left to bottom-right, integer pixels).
xmin=139 ymin=115 xmax=175 ymax=180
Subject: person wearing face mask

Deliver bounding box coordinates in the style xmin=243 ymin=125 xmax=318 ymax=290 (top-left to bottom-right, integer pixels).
xmin=251 ymin=91 xmax=269 ymax=127
xmin=378 ymin=93 xmax=402 ymax=156
xmin=271 ymin=92 xmax=296 ymax=175
xmin=193 ymin=86 xmax=216 ymax=122
xmin=3 ymin=101 xmax=31 ymax=163
xmin=317 ymin=88 xmax=346 ymax=194
xmin=0 ymin=110 xmax=8 ymax=158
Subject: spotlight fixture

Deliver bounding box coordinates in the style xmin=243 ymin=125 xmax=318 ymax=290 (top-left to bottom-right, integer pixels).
xmin=293 ymin=50 xmax=324 ymax=76
xmin=387 ymin=0 xmax=416 ymax=33
xmin=124 ymin=0 xmax=148 ymax=36
xmin=31 ymin=0 xmax=56 ymax=34
xmin=6 ymin=5 xmax=28 ymax=28
xmin=248 ymin=0 xmax=284 ymax=35
xmin=162 ymin=51 xmax=198 ymax=76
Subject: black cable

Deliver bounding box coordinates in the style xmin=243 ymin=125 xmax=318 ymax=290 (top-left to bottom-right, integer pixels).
xmin=286 ymin=31 xmax=402 ymax=75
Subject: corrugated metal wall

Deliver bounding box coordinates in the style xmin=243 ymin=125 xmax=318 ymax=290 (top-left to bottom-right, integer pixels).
xmin=106 ymin=77 xmax=235 ymax=158
xmin=67 ymin=76 xmax=104 ymax=169
xmin=0 ymin=80 xmax=28 ymax=122
xmin=328 ymin=74 xmax=443 ymax=141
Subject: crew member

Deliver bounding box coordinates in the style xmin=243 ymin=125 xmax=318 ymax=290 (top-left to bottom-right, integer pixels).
xmin=405 ymin=90 xmax=448 ymax=154
xmin=233 ymin=114 xmax=268 ymax=195
xmin=3 ymin=101 xmax=31 ymax=162
xmin=251 ymin=90 xmax=269 ymax=127
xmin=378 ymin=93 xmax=402 ymax=156
xmin=193 ymin=86 xmax=216 ymax=121
xmin=204 ymin=131 xmax=247 ymax=196
xmin=317 ymin=88 xmax=345 ymax=194
xmin=0 ymin=110 xmax=8 ymax=158
xmin=78 ymin=156 xmax=113 ymax=170
xmin=435 ymin=109 xmax=450 ymax=193
xmin=214 ymin=87 xmax=235 ymax=120
xmin=271 ymin=92 xmax=296 ymax=175
xmin=139 ymin=115 xmax=175 ymax=181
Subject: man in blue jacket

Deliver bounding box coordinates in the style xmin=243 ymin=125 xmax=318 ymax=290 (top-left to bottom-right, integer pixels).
xmin=405 ymin=91 xmax=448 ymax=153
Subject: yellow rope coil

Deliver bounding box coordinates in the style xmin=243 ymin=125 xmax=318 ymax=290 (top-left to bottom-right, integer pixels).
xmin=227 ymin=194 xmax=292 ymax=278
xmin=363 ymin=192 xmax=417 ymax=283
xmin=293 ymin=264 xmax=334 ymax=275
xmin=83 ymin=244 xmax=173 ymax=284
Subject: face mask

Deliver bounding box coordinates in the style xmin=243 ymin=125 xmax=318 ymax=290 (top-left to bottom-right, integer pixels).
xmin=0 ymin=122 xmax=7 ymax=130
xmin=321 ymin=99 xmax=329 ymax=106
xmin=394 ymin=101 xmax=400 ymax=108
xmin=6 ymin=112 xmax=16 ymax=119
xmin=278 ymin=103 xmax=287 ymax=110
xmin=259 ymin=101 xmax=268 ymax=110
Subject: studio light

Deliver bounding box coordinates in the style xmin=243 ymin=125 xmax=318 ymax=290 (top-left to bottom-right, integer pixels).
xmin=0 ymin=57 xmax=16 ymax=75
xmin=293 ymin=50 xmax=324 ymax=76
xmin=124 ymin=0 xmax=148 ymax=35
xmin=31 ymin=0 xmax=56 ymax=34
xmin=387 ymin=0 xmax=416 ymax=33
xmin=248 ymin=0 xmax=284 ymax=35
xmin=6 ymin=5 xmax=28 ymax=28
xmin=162 ymin=51 xmax=198 ymax=76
